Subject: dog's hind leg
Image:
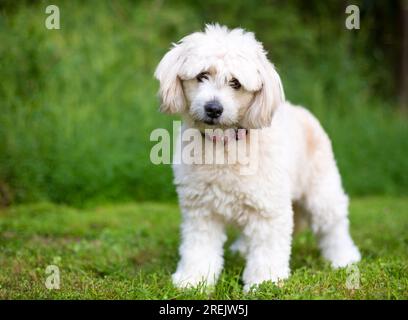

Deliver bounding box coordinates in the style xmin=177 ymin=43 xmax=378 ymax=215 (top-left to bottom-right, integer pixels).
xmin=292 ymin=201 xmax=310 ymax=235
xmin=302 ymin=171 xmax=361 ymax=268
xmin=230 ymin=235 xmax=249 ymax=257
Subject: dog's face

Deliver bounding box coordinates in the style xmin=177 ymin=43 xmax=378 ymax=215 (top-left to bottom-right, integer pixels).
xmin=182 ymin=69 xmax=255 ymax=130
xmin=154 ymin=24 xmax=285 ymax=129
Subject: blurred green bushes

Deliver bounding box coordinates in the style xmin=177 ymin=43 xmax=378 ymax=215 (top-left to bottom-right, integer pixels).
xmin=0 ymin=0 xmax=407 ymax=205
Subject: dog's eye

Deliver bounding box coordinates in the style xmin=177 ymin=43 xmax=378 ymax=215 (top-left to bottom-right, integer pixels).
xmin=196 ymin=72 xmax=209 ymax=82
xmin=229 ymin=78 xmax=241 ymax=90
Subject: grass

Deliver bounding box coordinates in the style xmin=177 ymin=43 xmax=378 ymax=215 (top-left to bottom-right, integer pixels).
xmin=0 ymin=196 xmax=407 ymax=299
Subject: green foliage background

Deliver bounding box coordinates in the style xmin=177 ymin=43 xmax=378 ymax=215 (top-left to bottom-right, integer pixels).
xmin=0 ymin=0 xmax=407 ymax=206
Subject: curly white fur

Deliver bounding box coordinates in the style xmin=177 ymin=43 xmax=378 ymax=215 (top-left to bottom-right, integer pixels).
xmin=154 ymin=24 xmax=361 ymax=292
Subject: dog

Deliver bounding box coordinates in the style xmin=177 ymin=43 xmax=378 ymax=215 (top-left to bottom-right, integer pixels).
xmin=154 ymin=24 xmax=361 ymax=292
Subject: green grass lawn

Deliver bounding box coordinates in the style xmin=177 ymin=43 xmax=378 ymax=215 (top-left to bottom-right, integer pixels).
xmin=0 ymin=197 xmax=407 ymax=299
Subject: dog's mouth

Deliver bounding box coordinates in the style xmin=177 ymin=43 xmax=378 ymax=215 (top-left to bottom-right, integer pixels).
xmin=192 ymin=116 xmax=222 ymax=128
xmin=190 ymin=113 xmax=244 ymax=132
xmin=194 ymin=119 xmax=246 ymax=132
xmin=203 ymin=118 xmax=218 ymax=125
xmin=196 ymin=115 xmax=234 ymax=127
xmin=194 ymin=119 xmax=239 ymax=130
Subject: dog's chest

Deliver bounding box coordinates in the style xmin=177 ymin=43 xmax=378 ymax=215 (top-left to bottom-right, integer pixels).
xmin=174 ymin=164 xmax=273 ymax=223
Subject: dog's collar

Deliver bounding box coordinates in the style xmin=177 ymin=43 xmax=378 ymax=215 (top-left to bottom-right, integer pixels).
xmin=201 ymin=128 xmax=248 ymax=143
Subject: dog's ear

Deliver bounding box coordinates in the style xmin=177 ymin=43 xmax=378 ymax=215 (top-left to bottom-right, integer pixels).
xmin=243 ymin=54 xmax=285 ymax=128
xmin=154 ymin=45 xmax=186 ymax=114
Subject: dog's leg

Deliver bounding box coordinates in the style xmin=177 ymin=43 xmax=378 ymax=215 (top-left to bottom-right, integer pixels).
xmin=172 ymin=212 xmax=226 ymax=289
xmin=304 ymin=181 xmax=361 ymax=268
xmin=242 ymin=208 xmax=293 ymax=292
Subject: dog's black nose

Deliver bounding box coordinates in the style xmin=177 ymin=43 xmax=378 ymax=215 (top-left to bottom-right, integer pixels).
xmin=204 ymin=100 xmax=223 ymax=119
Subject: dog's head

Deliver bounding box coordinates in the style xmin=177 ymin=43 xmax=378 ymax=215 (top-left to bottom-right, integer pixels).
xmin=154 ymin=24 xmax=285 ymax=130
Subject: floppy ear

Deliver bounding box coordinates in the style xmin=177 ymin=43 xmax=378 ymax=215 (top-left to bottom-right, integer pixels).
xmin=154 ymin=45 xmax=186 ymax=114
xmin=243 ymin=54 xmax=285 ymax=128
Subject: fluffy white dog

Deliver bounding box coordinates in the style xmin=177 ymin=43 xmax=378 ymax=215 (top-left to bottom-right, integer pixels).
xmin=154 ymin=24 xmax=361 ymax=292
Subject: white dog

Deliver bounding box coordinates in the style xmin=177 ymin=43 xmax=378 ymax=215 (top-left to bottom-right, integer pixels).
xmin=154 ymin=24 xmax=361 ymax=292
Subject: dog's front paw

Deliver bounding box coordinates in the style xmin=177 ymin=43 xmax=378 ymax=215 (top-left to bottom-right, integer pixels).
xmin=323 ymin=243 xmax=361 ymax=269
xmin=172 ymin=267 xmax=218 ymax=290
xmin=172 ymin=271 xmax=207 ymax=289
xmin=242 ymin=265 xmax=290 ymax=293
